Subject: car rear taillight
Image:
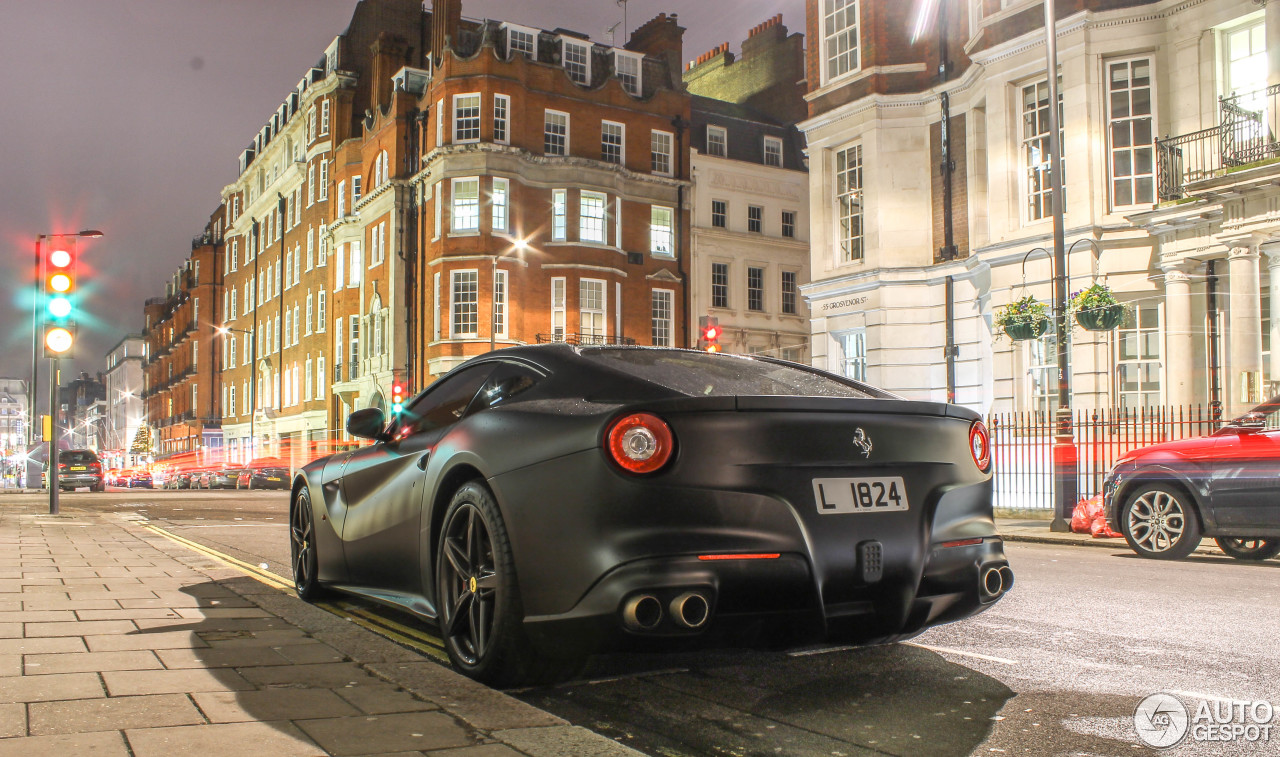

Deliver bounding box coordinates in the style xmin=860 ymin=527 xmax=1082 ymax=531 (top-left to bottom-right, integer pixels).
xmin=969 ymin=421 xmax=991 ymax=472
xmin=90 ymin=463 xmax=101 ymax=473
xmin=606 ymin=412 xmax=675 ymax=474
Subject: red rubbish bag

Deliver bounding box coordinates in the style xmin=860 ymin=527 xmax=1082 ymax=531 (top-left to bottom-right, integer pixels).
xmin=1070 ymin=495 xmax=1122 ymax=538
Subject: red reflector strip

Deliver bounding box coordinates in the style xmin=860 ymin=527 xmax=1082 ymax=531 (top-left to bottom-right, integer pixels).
xmin=938 ymin=538 xmax=984 ymax=549
xmin=697 ymin=553 xmax=781 ymax=561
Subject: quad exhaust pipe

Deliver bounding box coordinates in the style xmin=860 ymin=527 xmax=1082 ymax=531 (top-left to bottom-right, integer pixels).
xmin=669 ymin=592 xmax=710 ymax=629
xmin=621 ymin=591 xmax=712 ymax=631
xmin=980 ymin=565 xmax=1014 ymax=600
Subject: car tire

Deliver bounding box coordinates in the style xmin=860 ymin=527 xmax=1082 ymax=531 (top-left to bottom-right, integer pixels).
xmin=435 ymin=481 xmax=577 ymax=687
xmin=1120 ymin=482 xmax=1202 ymax=560
xmin=290 ymin=488 xmax=328 ymax=601
xmin=1214 ymin=537 xmax=1280 ymax=561
xmin=91 ymin=483 xmax=103 ymax=493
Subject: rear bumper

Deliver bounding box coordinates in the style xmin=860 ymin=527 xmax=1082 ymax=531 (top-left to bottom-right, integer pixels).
xmin=58 ymin=474 xmax=102 ymax=488
xmin=522 ymin=537 xmax=1009 ymax=654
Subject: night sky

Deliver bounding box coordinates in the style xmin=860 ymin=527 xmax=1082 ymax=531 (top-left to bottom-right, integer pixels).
xmin=0 ymin=0 xmax=805 ymax=397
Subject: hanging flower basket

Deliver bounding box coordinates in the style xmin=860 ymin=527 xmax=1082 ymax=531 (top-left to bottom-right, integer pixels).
xmin=1068 ymin=284 xmax=1127 ymax=332
xmin=1074 ymin=304 xmax=1125 ymax=331
xmin=1003 ymin=318 xmax=1050 ymax=341
xmin=994 ymin=295 xmax=1050 ymax=341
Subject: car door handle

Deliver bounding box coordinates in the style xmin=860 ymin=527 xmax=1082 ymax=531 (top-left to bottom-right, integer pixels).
xmin=416 ymin=453 xmax=430 ymax=471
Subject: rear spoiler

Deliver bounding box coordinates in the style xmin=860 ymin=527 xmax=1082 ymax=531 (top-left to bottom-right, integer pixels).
xmin=590 ymin=394 xmax=979 ymax=421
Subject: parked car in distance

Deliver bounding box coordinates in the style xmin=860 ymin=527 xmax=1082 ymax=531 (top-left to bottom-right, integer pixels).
xmin=1104 ymin=395 xmax=1280 ymax=561
xmin=206 ymin=464 xmax=243 ymax=489
xmin=238 ymin=458 xmax=290 ymax=490
xmin=290 ymin=344 xmax=1009 ymax=687
xmin=167 ymin=469 xmax=193 ymax=489
xmin=56 ymin=450 xmax=104 ymax=492
xmin=128 ymin=469 xmax=153 ymax=489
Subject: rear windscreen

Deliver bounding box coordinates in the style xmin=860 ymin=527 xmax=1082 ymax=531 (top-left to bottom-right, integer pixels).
xmin=582 ymin=348 xmax=886 ymax=399
xmin=63 ymin=451 xmax=99 ymax=464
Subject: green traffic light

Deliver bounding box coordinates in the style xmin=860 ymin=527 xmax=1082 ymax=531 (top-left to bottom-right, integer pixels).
xmin=48 ymin=297 xmax=72 ymax=319
xmin=393 ymin=403 xmax=403 ymax=413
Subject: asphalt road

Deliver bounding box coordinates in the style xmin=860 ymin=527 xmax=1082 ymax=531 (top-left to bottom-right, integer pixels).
xmin=35 ymin=488 xmax=1280 ymax=756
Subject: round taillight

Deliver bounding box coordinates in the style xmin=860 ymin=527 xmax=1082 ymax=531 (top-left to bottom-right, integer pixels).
xmin=606 ymin=412 xmax=675 ymax=474
xmin=969 ymin=421 xmax=991 ymax=472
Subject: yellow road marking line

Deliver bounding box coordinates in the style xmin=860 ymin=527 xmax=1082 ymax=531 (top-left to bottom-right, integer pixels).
xmin=143 ymin=524 xmax=449 ymax=662
xmin=143 ymin=525 xmax=295 ymax=592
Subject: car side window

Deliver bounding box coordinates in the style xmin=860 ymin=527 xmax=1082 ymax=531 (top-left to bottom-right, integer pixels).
xmin=470 ymin=362 xmax=541 ymax=412
xmin=395 ymin=364 xmax=497 ymax=439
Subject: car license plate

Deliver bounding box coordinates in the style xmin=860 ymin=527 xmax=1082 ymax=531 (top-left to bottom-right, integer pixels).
xmin=266 ymin=477 xmax=281 ymax=481
xmin=70 ymin=466 xmax=86 ymax=471
xmin=813 ymin=477 xmax=909 ymax=514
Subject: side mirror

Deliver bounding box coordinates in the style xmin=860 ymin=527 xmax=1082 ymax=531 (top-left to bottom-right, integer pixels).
xmin=1228 ymin=411 xmax=1267 ymax=433
xmin=346 ymin=407 xmax=389 ymax=441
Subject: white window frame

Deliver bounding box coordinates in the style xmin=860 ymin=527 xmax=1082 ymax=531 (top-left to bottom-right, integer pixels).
xmin=348 ymin=241 xmax=362 ymax=287
xmin=493 ymin=268 xmax=508 ymax=339
xmin=561 ymin=37 xmax=591 ymax=85
xmin=838 ymin=329 xmax=867 ymax=382
xmin=552 ymin=189 xmax=568 ymax=241
xmin=821 ymin=0 xmax=861 ymax=85
xmin=651 ymin=289 xmax=674 ymax=346
xmin=318 ymin=161 xmax=328 ymax=199
xmin=1106 ymin=56 xmax=1156 ymax=210
xmin=493 ymin=94 xmax=510 ymax=145
xmin=491 ymin=177 xmax=509 ymax=233
xmin=650 ymin=205 xmax=674 ymax=256
xmin=451 ymin=177 xmax=481 ymax=234
xmin=602 ymin=121 xmax=625 ymax=165
xmin=1022 ymin=75 xmax=1064 ymax=223
xmin=551 ymin=277 xmax=566 ymax=341
xmin=453 ymin=93 xmax=481 ymax=143
xmin=764 ymin=136 xmax=783 ymax=167
xmin=613 ymin=50 xmax=643 ymax=95
xmin=706 ymin=125 xmax=727 ymax=158
xmin=835 ymin=143 xmax=864 ymax=263
xmin=504 ymin=23 xmax=537 ymax=59
xmin=1117 ymin=303 xmax=1162 ymax=409
xmin=317 ymin=291 xmax=326 ymax=330
xmin=747 ymin=266 xmax=765 ymax=311
xmin=544 ymin=109 xmax=569 ymax=156
xmin=580 ymin=191 xmax=608 ymax=244
xmin=579 ymin=278 xmax=607 ymax=342
xmin=651 ymin=130 xmax=673 ymax=176
xmin=451 ymin=269 xmax=479 ymax=338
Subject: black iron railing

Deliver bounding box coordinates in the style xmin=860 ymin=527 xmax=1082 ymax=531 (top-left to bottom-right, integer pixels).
xmin=986 ymin=404 xmax=1223 ymax=511
xmin=1156 ymin=85 xmax=1280 ymax=200
xmin=535 ymin=333 xmax=637 ymax=346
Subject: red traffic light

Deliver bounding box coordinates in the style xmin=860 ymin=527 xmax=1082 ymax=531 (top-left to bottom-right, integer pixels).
xmin=698 ymin=315 xmax=721 ymax=352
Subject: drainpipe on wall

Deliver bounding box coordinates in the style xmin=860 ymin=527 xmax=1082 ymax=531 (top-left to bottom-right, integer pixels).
xmin=672 ymin=115 xmax=689 ymax=348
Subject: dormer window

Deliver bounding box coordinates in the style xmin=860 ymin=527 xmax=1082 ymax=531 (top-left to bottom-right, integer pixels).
xmin=504 ymin=24 xmax=537 ymax=59
xmin=613 ymin=51 xmax=643 ymax=96
xmin=561 ymin=38 xmax=591 ymax=85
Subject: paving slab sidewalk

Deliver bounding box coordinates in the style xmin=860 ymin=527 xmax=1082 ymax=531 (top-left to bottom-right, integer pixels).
xmin=0 ymin=500 xmax=641 ymax=757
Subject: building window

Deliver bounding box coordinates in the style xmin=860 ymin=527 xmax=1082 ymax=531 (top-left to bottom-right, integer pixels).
xmin=712 ymin=200 xmax=727 ymax=228
xmin=1107 ymin=58 xmax=1154 ymax=208
xmin=1022 ymin=76 xmax=1064 ymax=222
xmin=453 ymin=93 xmax=481 ymax=143
xmin=562 ymin=39 xmax=590 ymax=84
xmin=1118 ymin=303 xmax=1160 ymax=409
xmin=764 ymin=136 xmax=783 ymax=167
xmin=348 ymin=241 xmax=362 ymax=286
xmin=839 ymin=330 xmax=867 ymax=382
xmin=320 ymin=99 xmax=330 ymax=135
xmin=580 ymin=191 xmax=607 ymax=243
xmin=493 ymin=269 xmax=507 ymax=337
xmin=493 ymin=94 xmax=510 ymax=144
xmin=748 ymin=205 xmax=763 ymax=233
xmin=782 ymin=210 xmax=796 ymax=238
xmin=351 ymin=176 xmax=361 ymax=205
xmin=336 ymin=180 xmax=345 ymax=218
xmin=318 ymin=223 xmax=328 ymax=265
xmin=711 ymin=262 xmax=729 ymax=308
xmin=306 ymin=294 xmax=314 ymax=334
xmin=781 ymin=271 xmax=799 ymax=315
xmin=451 ymin=178 xmax=480 ymax=233
xmin=551 ymin=189 xmax=568 ymax=241
xmin=602 ymin=121 xmax=624 ymax=165
xmin=747 ymin=267 xmax=764 ymax=311
xmin=317 ymin=291 xmax=326 ymax=329
xmin=544 ymin=110 xmax=568 ymax=156
xmin=651 ymin=289 xmax=673 ymax=347
xmin=651 ymin=130 xmax=673 ymax=175
xmin=1225 ymin=19 xmax=1267 ymax=100
xmin=706 ymin=125 xmax=727 ymax=157
xmin=836 ymin=144 xmax=864 ymax=262
xmin=451 ymin=270 xmax=478 ymax=337
xmin=491 ymin=178 xmax=509 ymax=233
xmin=822 ymin=0 xmax=860 ymax=82
xmin=507 ymin=27 xmax=535 ymax=58
xmin=551 ymin=278 xmax=566 ymax=341
xmin=614 ymin=52 xmax=642 ymax=95
xmin=318 ymin=161 xmax=328 ymax=199
xmin=349 ymin=321 xmax=360 ymax=375
xmin=650 ymin=206 xmax=673 ymax=256
xmin=579 ymin=279 xmax=606 ymax=342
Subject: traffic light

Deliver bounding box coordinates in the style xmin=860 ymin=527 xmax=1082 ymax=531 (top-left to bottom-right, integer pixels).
xmin=42 ymin=241 xmax=77 ymax=357
xmin=391 ymin=382 xmax=405 ymax=414
xmin=698 ymin=315 xmax=721 ymax=353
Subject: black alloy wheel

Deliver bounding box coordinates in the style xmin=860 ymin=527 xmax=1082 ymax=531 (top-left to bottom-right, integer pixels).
xmin=436 ymin=481 xmax=550 ymax=687
xmin=1215 ymin=537 xmax=1280 ymax=561
xmin=290 ymin=489 xmax=325 ymax=600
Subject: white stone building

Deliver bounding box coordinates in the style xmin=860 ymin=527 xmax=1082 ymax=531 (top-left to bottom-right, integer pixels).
xmin=103 ymin=335 xmax=145 ymax=465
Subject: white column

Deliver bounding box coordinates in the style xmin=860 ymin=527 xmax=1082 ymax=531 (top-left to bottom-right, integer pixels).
xmin=1268 ymin=249 xmax=1280 ymax=386
xmin=1228 ymin=244 xmax=1264 ymax=413
xmin=1162 ymin=264 xmax=1195 ymax=407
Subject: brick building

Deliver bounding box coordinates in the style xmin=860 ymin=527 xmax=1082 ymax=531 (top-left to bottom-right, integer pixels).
xmin=801 ymin=0 xmax=1277 ymax=416
xmin=142 ymin=218 xmax=224 ymax=460
xmin=683 ymin=15 xmax=811 ymax=360
xmin=206 ymin=0 xmax=691 ymax=464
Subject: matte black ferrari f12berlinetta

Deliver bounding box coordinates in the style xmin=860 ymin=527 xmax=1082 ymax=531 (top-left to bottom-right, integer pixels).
xmin=290 ymin=345 xmax=1011 ymax=686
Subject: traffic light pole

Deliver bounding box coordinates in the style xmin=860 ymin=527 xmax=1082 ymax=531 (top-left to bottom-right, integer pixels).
xmin=49 ymin=357 xmax=59 ymax=515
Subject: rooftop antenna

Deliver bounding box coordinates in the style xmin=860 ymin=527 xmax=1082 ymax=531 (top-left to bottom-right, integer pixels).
xmin=605 ymin=20 xmax=621 ymax=46
xmin=616 ymin=0 xmax=629 ymax=44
